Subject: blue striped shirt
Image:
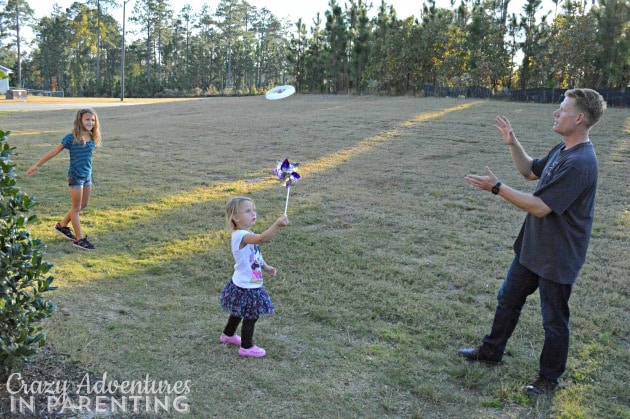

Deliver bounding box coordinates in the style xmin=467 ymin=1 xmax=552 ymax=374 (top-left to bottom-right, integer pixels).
xmin=61 ymin=133 xmax=95 ymax=178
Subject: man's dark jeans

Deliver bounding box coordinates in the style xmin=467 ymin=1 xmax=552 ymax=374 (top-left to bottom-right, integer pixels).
xmin=481 ymin=256 xmax=573 ymax=382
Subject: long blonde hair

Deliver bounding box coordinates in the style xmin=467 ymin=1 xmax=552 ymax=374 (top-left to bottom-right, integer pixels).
xmin=225 ymin=196 xmax=253 ymax=231
xmin=72 ymin=108 xmax=102 ymax=146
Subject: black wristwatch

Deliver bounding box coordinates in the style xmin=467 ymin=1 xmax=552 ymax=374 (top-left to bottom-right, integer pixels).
xmin=491 ymin=182 xmax=502 ymax=195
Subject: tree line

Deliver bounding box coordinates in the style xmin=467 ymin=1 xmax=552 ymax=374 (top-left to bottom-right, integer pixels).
xmin=0 ymin=0 xmax=628 ymax=98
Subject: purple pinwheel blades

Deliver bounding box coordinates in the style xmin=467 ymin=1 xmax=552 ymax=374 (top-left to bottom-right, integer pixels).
xmin=280 ymin=158 xmax=291 ymax=172
xmin=274 ymin=159 xmax=300 ymax=188
xmin=285 ymin=171 xmax=301 ymax=188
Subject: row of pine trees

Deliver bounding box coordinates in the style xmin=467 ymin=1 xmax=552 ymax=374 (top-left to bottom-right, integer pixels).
xmin=1 ymin=0 xmax=628 ymax=97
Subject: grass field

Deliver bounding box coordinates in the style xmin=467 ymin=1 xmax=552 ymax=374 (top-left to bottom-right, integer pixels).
xmin=1 ymin=96 xmax=628 ymax=417
xmin=1 ymin=95 xmax=190 ymax=104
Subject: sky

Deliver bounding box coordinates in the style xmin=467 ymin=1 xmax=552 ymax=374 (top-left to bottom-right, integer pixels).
xmin=29 ymin=0 xmax=447 ymax=23
xmin=18 ymin=0 xmax=556 ymax=49
xmin=28 ymin=0 xmax=554 ymax=27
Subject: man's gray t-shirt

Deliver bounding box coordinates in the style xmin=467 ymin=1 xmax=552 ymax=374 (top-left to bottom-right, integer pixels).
xmin=514 ymin=141 xmax=598 ymax=284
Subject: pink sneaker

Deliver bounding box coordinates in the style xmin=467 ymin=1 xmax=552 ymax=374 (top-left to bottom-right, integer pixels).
xmin=238 ymin=345 xmax=266 ymax=358
xmin=219 ymin=333 xmax=241 ymax=346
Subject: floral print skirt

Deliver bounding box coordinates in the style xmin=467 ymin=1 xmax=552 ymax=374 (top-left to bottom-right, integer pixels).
xmin=219 ymin=280 xmax=274 ymax=319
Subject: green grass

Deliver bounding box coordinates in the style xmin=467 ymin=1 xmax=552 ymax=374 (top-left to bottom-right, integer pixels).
xmin=2 ymin=96 xmax=628 ymax=417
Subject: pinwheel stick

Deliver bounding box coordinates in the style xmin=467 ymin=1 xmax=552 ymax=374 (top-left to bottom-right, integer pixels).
xmin=284 ymin=186 xmax=291 ymax=216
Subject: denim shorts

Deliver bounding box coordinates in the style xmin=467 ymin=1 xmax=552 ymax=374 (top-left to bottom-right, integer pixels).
xmin=68 ymin=174 xmax=93 ymax=189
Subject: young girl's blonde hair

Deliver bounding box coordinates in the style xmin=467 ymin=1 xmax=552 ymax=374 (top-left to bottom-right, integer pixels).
xmin=72 ymin=108 xmax=102 ymax=146
xmin=225 ymin=196 xmax=253 ymax=231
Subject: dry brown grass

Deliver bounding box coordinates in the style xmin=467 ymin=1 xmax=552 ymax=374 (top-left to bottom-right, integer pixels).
xmin=1 ymin=94 xmax=194 ymax=104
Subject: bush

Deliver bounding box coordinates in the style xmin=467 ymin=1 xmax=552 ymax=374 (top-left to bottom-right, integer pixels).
xmin=0 ymin=129 xmax=57 ymax=381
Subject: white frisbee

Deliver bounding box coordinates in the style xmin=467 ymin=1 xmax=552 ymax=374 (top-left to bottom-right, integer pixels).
xmin=265 ymin=85 xmax=296 ymax=100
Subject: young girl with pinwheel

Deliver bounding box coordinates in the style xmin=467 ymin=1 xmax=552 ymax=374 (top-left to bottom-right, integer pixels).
xmin=219 ymin=196 xmax=289 ymax=358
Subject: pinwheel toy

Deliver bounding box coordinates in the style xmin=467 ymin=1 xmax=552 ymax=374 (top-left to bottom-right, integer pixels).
xmin=274 ymin=159 xmax=301 ymax=215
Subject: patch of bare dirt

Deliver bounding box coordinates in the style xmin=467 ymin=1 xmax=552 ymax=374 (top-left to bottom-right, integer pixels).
xmin=0 ymin=346 xmax=174 ymax=418
xmin=0 ymin=346 xmax=100 ymax=418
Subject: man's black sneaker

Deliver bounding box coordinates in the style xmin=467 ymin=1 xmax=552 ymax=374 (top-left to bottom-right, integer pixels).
xmin=525 ymin=376 xmax=558 ymax=397
xmin=458 ymin=347 xmax=502 ymax=364
xmin=73 ymin=237 xmax=95 ymax=250
xmin=55 ymin=223 xmax=75 ymax=240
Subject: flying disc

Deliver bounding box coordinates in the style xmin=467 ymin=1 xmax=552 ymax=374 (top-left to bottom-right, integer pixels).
xmin=265 ymin=85 xmax=296 ymax=100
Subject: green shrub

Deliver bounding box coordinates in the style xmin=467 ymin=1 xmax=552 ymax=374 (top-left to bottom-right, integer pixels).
xmin=0 ymin=129 xmax=57 ymax=380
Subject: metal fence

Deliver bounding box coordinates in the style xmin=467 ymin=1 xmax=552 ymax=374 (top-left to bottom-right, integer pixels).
xmin=422 ymin=85 xmax=629 ymax=107
xmin=25 ymin=89 xmax=65 ymax=97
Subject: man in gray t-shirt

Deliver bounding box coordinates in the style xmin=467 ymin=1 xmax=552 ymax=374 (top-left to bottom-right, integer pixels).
xmin=459 ymin=88 xmax=607 ymax=397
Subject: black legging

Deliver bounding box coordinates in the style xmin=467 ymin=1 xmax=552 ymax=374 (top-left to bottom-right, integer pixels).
xmin=223 ymin=315 xmax=258 ymax=349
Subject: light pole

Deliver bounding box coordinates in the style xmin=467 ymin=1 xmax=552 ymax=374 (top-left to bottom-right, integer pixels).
xmin=120 ymin=0 xmax=130 ymax=101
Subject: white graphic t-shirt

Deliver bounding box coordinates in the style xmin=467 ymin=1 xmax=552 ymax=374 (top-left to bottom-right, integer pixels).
xmin=231 ymin=230 xmax=264 ymax=289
